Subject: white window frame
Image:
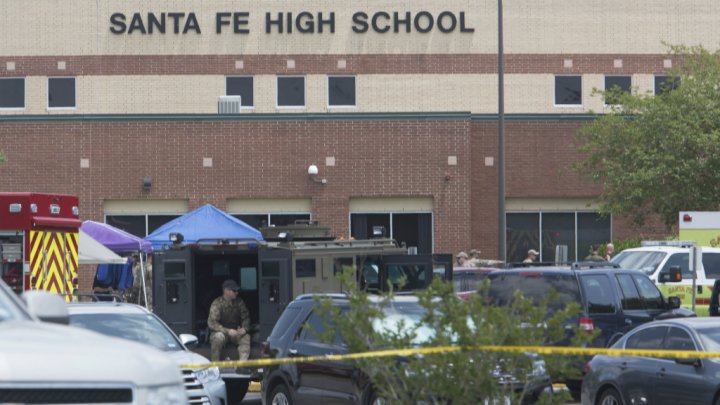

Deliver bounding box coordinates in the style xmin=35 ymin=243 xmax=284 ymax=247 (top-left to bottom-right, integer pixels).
xmin=47 ymin=76 xmax=77 ymax=110
xmin=603 ymin=75 xmax=632 ymax=106
xmin=225 ymin=75 xmax=255 ymax=109
xmin=553 ymin=75 xmax=583 ymax=108
xmin=327 ymin=75 xmax=357 ymax=108
xmin=0 ymin=77 xmax=26 ymax=111
xmin=276 ymin=75 xmax=306 ymax=109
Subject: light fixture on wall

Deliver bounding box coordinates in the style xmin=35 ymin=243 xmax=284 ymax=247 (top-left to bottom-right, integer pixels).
xmin=142 ymin=176 xmax=152 ymax=191
xmin=307 ymin=164 xmax=327 ymax=184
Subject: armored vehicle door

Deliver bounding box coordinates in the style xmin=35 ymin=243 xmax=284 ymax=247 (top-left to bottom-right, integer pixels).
xmin=380 ymin=254 xmax=434 ymax=292
xmin=258 ymin=247 xmax=292 ymax=342
xmin=433 ymin=253 xmax=453 ymax=282
xmin=154 ymin=249 xmax=194 ymax=335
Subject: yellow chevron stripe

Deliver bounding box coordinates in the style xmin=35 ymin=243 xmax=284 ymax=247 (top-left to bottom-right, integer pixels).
xmin=29 ymin=230 xmax=42 ymax=286
xmin=29 ymin=230 xmax=78 ymax=301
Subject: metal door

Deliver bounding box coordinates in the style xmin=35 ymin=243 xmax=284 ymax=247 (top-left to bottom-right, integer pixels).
xmin=258 ymin=247 xmax=292 ymax=342
xmin=154 ymin=249 xmax=193 ymax=335
xmin=380 ymin=254 xmax=434 ymax=292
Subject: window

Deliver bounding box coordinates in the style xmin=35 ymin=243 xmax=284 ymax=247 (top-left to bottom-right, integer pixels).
xmin=655 ymin=75 xmax=679 ymax=95
xmin=295 ymin=259 xmax=316 ymax=278
xmin=702 ymin=253 xmax=720 ymax=279
xmin=660 ymin=253 xmax=692 ymax=280
xmin=269 ymin=306 xmax=301 ymax=339
xmin=632 ymin=274 xmax=665 ymax=310
xmin=277 ymin=76 xmax=305 ymax=107
xmin=604 ymin=76 xmax=631 ymax=104
xmin=350 ymin=213 xmax=432 ymax=254
xmin=506 ymin=212 xmax=611 ymax=263
xmin=554 ymin=76 xmax=582 ymax=105
xmin=616 ymin=274 xmax=643 ymax=310
xmin=0 ymin=78 xmax=24 ymax=109
xmin=580 ymin=275 xmax=616 ymax=314
xmin=299 ymin=312 xmax=329 ymax=342
xmin=328 ymin=76 xmax=356 ymax=107
xmin=625 ymin=326 xmax=668 ymax=350
xmin=226 ymin=76 xmax=254 ymax=107
xmin=664 ymin=327 xmax=696 ymax=351
xmin=240 ymin=268 xmax=257 ymax=291
xmin=105 ymin=214 xmax=182 ymax=237
xmin=48 ymin=77 xmax=76 ymax=108
xmin=231 ymin=213 xmax=311 ymax=230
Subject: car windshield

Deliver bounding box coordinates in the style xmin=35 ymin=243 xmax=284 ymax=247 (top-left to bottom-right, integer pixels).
xmin=695 ymin=326 xmax=720 ymax=352
xmin=69 ymin=312 xmax=183 ymax=352
xmin=611 ymin=251 xmax=666 ymax=275
xmin=371 ymin=301 xmax=435 ymax=345
xmin=487 ymin=272 xmax=581 ymax=312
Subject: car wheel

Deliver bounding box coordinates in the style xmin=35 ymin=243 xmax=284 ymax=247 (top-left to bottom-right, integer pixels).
xmin=270 ymin=383 xmax=293 ymax=405
xmin=226 ymin=379 xmax=250 ymax=405
xmin=598 ymin=387 xmax=623 ymax=405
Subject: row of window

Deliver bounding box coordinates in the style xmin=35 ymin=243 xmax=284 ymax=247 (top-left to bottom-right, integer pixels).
xmin=555 ymin=75 xmax=678 ymax=106
xmin=0 ymin=74 xmax=677 ymax=110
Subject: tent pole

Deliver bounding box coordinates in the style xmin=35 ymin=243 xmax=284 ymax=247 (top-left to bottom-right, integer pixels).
xmin=139 ymin=252 xmax=148 ymax=309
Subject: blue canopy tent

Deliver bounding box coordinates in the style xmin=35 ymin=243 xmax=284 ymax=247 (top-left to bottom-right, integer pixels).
xmin=144 ymin=204 xmax=263 ymax=250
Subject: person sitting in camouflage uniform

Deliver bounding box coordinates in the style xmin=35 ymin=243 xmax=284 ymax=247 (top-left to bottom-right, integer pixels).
xmin=207 ymin=279 xmax=251 ymax=362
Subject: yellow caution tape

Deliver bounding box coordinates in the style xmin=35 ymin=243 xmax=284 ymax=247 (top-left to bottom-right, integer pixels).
xmin=180 ymin=344 xmax=720 ymax=370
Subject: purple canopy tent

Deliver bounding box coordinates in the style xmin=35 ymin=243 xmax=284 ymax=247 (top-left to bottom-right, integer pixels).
xmin=80 ymin=220 xmax=153 ymax=308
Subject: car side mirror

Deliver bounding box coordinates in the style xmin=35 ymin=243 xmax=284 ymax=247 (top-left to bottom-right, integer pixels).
xmin=179 ymin=334 xmax=199 ymax=348
xmin=22 ymin=290 xmax=70 ymax=325
xmin=659 ymin=265 xmax=683 ymax=283
xmin=667 ymin=296 xmax=681 ymax=309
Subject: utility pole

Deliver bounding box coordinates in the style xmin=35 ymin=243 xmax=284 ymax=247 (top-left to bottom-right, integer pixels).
xmin=497 ymin=0 xmax=506 ymax=261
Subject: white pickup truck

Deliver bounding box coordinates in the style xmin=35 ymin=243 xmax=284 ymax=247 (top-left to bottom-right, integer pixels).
xmin=0 ymin=280 xmax=188 ymax=404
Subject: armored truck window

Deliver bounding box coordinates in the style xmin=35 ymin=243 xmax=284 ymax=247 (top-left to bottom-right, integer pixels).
xmin=226 ymin=76 xmax=254 ymax=107
xmin=295 ymin=259 xmax=316 ymax=278
xmin=554 ymin=76 xmax=582 ymax=105
xmin=164 ymin=262 xmax=186 ymax=278
xmin=48 ymin=77 xmax=76 ymax=108
xmin=604 ymin=76 xmax=631 ymax=105
xmin=277 ymin=76 xmax=305 ymax=107
xmin=0 ymin=78 xmax=24 ymax=109
xmin=328 ymin=76 xmax=356 ymax=107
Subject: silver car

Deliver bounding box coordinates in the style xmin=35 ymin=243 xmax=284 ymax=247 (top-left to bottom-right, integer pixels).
xmin=67 ymin=302 xmax=227 ymax=405
xmin=583 ymin=318 xmax=720 ymax=405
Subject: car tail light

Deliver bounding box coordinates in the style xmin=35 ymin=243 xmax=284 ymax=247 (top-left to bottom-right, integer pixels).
xmin=583 ymin=360 xmax=592 ymax=374
xmin=579 ymin=317 xmax=594 ymax=333
xmin=260 ymin=342 xmax=269 ymax=356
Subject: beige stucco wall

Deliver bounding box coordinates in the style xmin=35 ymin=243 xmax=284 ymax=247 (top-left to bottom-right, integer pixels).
xmin=0 ymin=73 xmax=661 ymax=114
xmin=1 ymin=1 xmax=718 ymax=56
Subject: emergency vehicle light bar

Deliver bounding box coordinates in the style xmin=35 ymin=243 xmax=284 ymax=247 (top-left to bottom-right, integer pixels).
xmin=640 ymin=240 xmax=696 ymax=248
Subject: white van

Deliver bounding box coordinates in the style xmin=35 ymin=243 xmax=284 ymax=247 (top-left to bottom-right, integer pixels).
xmin=0 ymin=281 xmax=188 ymax=404
xmin=611 ymin=245 xmax=720 ymax=315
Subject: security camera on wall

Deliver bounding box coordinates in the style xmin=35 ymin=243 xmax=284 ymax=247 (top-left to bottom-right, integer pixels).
xmin=308 ymin=165 xmax=319 ymax=176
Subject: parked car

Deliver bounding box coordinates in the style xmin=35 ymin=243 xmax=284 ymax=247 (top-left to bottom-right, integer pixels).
xmin=583 ymin=317 xmax=720 ymax=405
xmin=453 ymin=266 xmax=495 ymax=300
xmin=612 ymin=245 xmax=720 ymax=315
xmin=0 ymin=280 xmax=187 ymax=404
xmin=486 ymin=263 xmax=692 ymax=400
xmin=261 ymin=294 xmax=551 ymax=405
xmin=67 ymin=301 xmax=227 ymax=405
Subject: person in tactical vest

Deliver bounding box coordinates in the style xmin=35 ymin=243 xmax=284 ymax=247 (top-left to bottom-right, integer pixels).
xmin=207 ymin=279 xmax=251 ymax=363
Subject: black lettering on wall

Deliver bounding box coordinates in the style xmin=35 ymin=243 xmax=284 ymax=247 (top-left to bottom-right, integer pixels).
xmin=216 ymin=12 xmax=231 ymax=34
xmin=371 ymin=11 xmax=391 ymax=33
xmin=296 ymin=11 xmax=314 ymax=33
xmin=393 ymin=12 xmax=411 ymax=33
xmin=437 ymin=11 xmax=457 ymax=33
xmin=233 ymin=12 xmax=250 ymax=34
xmin=414 ymin=11 xmax=434 ymax=33
xmin=148 ymin=13 xmax=165 ymax=34
xmin=317 ymin=12 xmax=334 ymax=33
xmin=128 ymin=13 xmax=147 ymax=34
xmin=109 ymin=13 xmax=127 ymax=34
xmin=168 ymin=13 xmax=185 ymax=34
xmin=459 ymin=12 xmax=475 ymax=32
xmin=266 ymin=12 xmax=283 ymax=33
xmin=352 ymin=12 xmax=369 ymax=33
xmin=184 ymin=12 xmax=201 ymax=34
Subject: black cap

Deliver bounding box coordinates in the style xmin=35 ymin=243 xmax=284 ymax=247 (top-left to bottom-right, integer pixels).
xmin=222 ymin=279 xmax=240 ymax=291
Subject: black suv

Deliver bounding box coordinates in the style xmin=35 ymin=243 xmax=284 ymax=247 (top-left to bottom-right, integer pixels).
xmin=261 ymin=294 xmax=552 ymax=405
xmin=486 ymin=263 xmax=693 ymax=398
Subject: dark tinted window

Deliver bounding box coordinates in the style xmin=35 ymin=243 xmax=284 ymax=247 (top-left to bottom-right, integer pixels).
xmin=0 ymin=78 xmax=24 ymax=108
xmin=604 ymin=76 xmax=631 ymax=104
xmin=616 ymin=274 xmax=643 ymax=310
xmin=148 ymin=215 xmax=181 ymax=235
xmin=703 ymin=253 xmax=720 ymax=279
xmin=226 ymin=76 xmax=254 ymax=107
xmin=328 ymin=76 xmax=356 ymax=106
xmin=633 ymin=274 xmax=664 ymax=310
xmin=296 ymin=259 xmax=316 ymax=278
xmin=270 ymin=214 xmax=311 ymax=226
xmin=664 ymin=327 xmax=696 ymax=351
xmin=542 ymin=213 xmax=575 ymax=262
xmin=488 ymin=272 xmax=581 ymax=311
xmin=580 ymin=275 xmax=616 ymax=314
xmin=625 ymin=326 xmax=668 ymax=349
xmin=655 ymin=75 xmax=679 ymax=95
xmin=269 ymin=305 xmax=301 ymax=339
xmin=164 ymin=262 xmax=186 ymax=278
xmin=299 ymin=312 xmax=329 ymax=342
xmin=555 ymin=76 xmax=582 ymax=105
xmin=577 ymin=213 xmax=611 ymax=263
xmin=387 ymin=263 xmax=428 ymax=292
xmin=105 ymin=215 xmax=146 ymax=237
xmin=506 ymin=213 xmax=540 ymax=263
xmin=660 ymin=253 xmax=691 ymax=279
xmin=48 ymin=77 xmax=76 ymax=108
xmin=277 ymin=76 xmax=305 ymax=107
xmin=232 ymin=214 xmax=267 ymax=229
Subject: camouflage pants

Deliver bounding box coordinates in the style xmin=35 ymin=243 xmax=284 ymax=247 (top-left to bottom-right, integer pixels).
xmin=209 ymin=331 xmax=251 ymax=362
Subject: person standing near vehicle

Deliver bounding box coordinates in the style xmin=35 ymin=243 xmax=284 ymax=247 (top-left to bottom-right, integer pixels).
xmin=455 ymin=251 xmax=468 ymax=267
xmin=208 ymin=279 xmax=251 ymax=363
xmin=585 ymin=245 xmax=605 ymax=262
xmin=523 ymin=249 xmax=539 ymax=263
xmin=605 ymin=243 xmax=615 ymax=262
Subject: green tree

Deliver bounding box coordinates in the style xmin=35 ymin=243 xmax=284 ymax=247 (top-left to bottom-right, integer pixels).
xmin=315 ymin=274 xmax=595 ymax=404
xmin=577 ymin=45 xmax=720 ymax=227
